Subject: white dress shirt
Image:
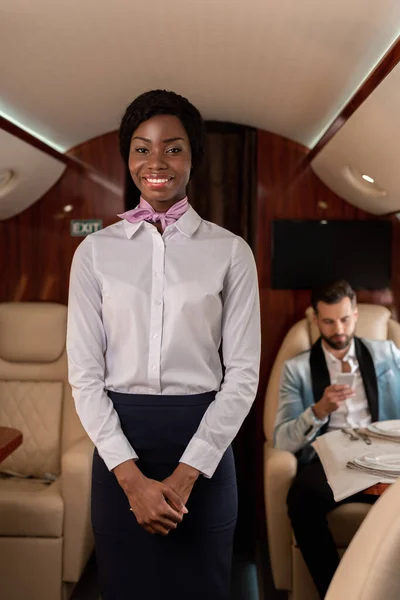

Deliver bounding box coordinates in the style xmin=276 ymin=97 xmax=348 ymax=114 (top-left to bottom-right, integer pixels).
xmin=322 ymin=340 xmax=372 ymax=431
xmin=67 ymin=206 xmax=261 ymax=478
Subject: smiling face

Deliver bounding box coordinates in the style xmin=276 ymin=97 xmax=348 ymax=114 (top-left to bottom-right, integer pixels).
xmin=128 ymin=114 xmax=192 ymax=211
xmin=314 ymin=297 xmax=358 ymax=353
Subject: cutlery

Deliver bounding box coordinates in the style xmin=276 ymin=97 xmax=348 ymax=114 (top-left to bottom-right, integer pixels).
xmin=341 ymin=427 xmax=359 ymax=441
xmin=354 ymin=428 xmax=372 ymax=445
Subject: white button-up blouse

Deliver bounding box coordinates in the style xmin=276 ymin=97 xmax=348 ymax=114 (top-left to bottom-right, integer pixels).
xmin=66 ymin=206 xmax=261 ymax=477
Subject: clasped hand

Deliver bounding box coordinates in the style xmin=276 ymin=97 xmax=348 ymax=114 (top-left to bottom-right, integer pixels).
xmin=114 ymin=460 xmax=199 ymax=536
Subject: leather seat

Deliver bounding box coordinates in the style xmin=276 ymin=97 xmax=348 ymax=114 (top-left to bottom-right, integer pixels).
xmin=0 ymin=478 xmax=63 ymax=537
xmin=263 ymin=304 xmax=400 ymax=600
xmin=0 ymin=302 xmax=94 ymax=600
xmin=326 ymin=478 xmax=400 ymax=600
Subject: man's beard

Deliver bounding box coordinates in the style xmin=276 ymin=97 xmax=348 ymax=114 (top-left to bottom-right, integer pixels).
xmin=321 ymin=332 xmax=354 ymax=350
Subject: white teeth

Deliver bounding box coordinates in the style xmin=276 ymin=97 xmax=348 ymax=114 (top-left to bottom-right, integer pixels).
xmin=146 ymin=178 xmax=170 ymax=183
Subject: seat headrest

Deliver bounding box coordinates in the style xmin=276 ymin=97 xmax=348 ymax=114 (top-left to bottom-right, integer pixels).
xmin=306 ymin=303 xmax=392 ymax=344
xmin=0 ymin=302 xmax=67 ymax=363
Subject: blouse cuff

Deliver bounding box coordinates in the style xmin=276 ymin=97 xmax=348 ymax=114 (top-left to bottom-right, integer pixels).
xmin=179 ymin=438 xmax=224 ymax=479
xmin=96 ymin=434 xmax=139 ymax=471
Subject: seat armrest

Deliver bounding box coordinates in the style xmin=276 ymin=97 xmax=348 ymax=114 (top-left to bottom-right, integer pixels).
xmin=61 ymin=436 xmax=94 ymax=582
xmin=264 ymin=444 xmax=297 ymax=591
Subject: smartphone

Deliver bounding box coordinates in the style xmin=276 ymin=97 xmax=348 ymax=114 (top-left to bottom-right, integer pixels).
xmin=335 ymin=373 xmax=356 ymax=389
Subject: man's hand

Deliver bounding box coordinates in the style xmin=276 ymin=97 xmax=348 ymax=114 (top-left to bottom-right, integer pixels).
xmin=163 ymin=463 xmax=200 ymax=507
xmin=113 ymin=460 xmax=188 ymax=536
xmin=312 ymin=384 xmax=355 ymax=421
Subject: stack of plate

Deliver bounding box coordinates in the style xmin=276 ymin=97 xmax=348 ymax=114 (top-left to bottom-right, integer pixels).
xmin=354 ymin=452 xmax=400 ymax=475
xmin=352 ymin=421 xmax=400 ymax=476
xmin=367 ymin=420 xmax=400 ymax=438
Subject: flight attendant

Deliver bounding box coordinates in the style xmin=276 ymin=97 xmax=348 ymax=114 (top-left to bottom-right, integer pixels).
xmin=67 ymin=89 xmax=261 ymax=600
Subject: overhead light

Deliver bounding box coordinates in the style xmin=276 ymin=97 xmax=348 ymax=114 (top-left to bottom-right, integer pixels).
xmin=0 ymin=168 xmax=18 ymax=198
xmin=63 ymin=204 xmax=74 ymax=213
xmin=0 ymin=169 xmax=14 ymax=189
xmin=320 ymin=220 xmax=328 ymax=225
xmin=342 ymin=166 xmax=387 ymax=198
xmin=362 ymin=174 xmax=375 ymax=183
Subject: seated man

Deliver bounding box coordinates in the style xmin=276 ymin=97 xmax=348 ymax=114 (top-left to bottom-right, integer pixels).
xmin=274 ymin=280 xmax=400 ymax=599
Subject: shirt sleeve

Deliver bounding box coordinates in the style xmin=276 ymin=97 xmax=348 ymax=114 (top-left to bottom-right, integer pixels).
xmin=66 ymin=237 xmax=138 ymax=471
xmin=179 ymin=237 xmax=261 ymax=478
xmin=274 ymin=362 xmax=328 ymax=453
xmin=389 ymin=340 xmax=400 ymax=369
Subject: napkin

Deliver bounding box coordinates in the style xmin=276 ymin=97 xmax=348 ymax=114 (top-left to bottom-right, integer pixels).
xmin=312 ymin=430 xmax=397 ymax=501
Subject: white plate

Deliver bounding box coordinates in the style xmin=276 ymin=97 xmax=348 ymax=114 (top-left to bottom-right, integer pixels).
xmin=369 ymin=421 xmax=400 ymax=436
xmin=366 ymin=424 xmax=399 ymax=437
xmin=355 ymin=452 xmax=400 ymax=472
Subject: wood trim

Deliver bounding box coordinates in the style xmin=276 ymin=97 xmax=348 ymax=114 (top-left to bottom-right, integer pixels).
xmin=1 ymin=116 xmax=77 ymax=168
xmin=363 ymin=483 xmax=391 ymax=496
xmin=0 ymin=427 xmax=23 ymax=463
xmin=308 ymin=36 xmax=400 ymax=161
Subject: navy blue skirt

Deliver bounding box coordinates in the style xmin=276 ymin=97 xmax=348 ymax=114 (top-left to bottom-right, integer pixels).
xmin=91 ymin=391 xmax=237 ymax=600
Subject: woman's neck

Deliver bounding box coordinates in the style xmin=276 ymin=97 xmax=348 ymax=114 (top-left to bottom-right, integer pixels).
xmin=142 ymin=195 xmax=187 ymax=213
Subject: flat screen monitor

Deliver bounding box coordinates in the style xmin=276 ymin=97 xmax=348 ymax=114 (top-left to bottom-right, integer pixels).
xmin=271 ymin=220 xmax=392 ymax=290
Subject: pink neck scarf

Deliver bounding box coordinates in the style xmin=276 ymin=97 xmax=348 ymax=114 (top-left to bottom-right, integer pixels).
xmin=118 ymin=197 xmax=189 ymax=232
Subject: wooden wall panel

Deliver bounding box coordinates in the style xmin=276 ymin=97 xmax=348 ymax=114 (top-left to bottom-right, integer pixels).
xmin=68 ymin=131 xmax=124 ymax=184
xmin=391 ymin=215 xmax=400 ymax=318
xmin=0 ymin=132 xmax=124 ymax=304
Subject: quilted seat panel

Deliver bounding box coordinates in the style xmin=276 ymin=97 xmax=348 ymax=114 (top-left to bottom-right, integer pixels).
xmin=0 ymin=380 xmax=63 ymax=477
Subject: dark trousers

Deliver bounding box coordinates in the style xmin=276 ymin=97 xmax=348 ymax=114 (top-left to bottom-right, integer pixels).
xmin=287 ymin=457 xmax=377 ymax=599
xmin=92 ymin=391 xmax=238 ymax=600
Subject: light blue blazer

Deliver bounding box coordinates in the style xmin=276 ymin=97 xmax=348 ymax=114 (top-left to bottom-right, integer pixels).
xmin=274 ymin=338 xmax=400 ymax=460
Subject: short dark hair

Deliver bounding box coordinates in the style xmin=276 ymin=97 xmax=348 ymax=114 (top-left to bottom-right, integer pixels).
xmin=311 ymin=280 xmax=356 ymax=313
xmin=119 ymin=89 xmax=205 ymax=173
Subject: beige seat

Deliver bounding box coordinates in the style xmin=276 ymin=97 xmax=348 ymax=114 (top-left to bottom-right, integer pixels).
xmin=0 ymin=302 xmax=94 ymax=600
xmin=263 ymin=304 xmax=400 ymax=600
xmin=326 ymin=479 xmax=400 ymax=600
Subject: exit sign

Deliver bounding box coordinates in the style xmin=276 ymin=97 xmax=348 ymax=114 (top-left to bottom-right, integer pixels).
xmin=70 ymin=219 xmax=103 ymax=237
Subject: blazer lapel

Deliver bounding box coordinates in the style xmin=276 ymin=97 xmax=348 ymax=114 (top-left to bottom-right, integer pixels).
xmin=355 ymin=337 xmax=379 ymax=422
xmin=310 ymin=338 xmax=331 ymax=405
xmin=310 ymin=338 xmax=331 ymax=433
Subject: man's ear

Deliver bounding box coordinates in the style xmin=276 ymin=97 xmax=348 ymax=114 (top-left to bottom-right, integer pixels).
xmin=353 ymin=304 xmax=359 ymax=319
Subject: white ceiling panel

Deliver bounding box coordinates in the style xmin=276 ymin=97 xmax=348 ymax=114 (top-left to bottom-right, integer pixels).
xmin=311 ymin=63 xmax=400 ymax=215
xmin=1 ymin=0 xmax=399 ymax=151
xmin=0 ymin=131 xmax=66 ymax=220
